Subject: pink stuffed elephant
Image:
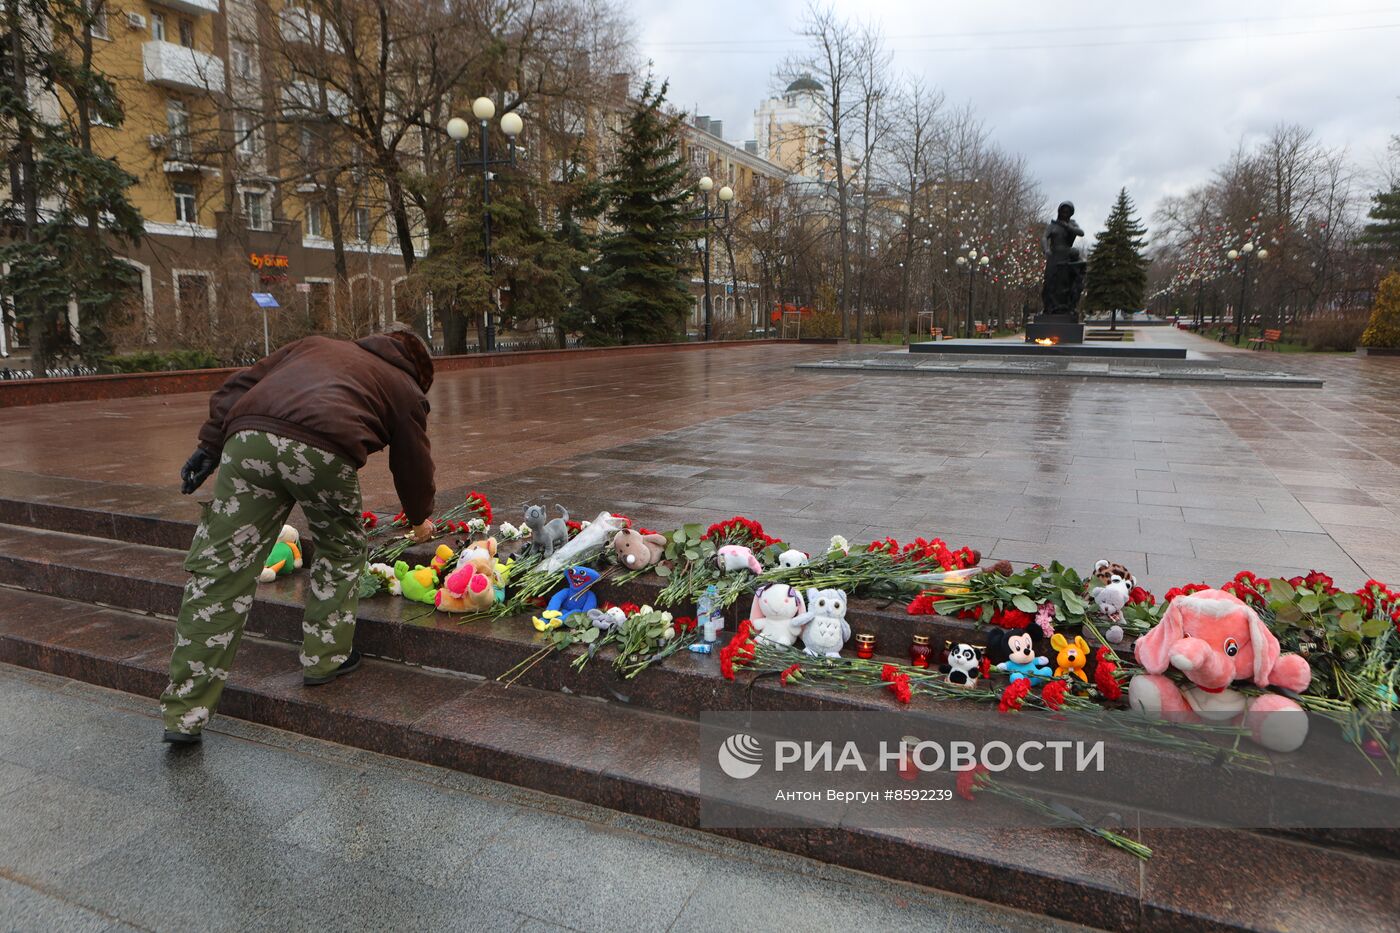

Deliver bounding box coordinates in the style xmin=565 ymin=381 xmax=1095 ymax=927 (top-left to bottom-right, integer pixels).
xmin=1127 ymin=588 xmax=1312 ymax=752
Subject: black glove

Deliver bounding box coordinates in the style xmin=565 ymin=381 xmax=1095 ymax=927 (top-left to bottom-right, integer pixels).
xmin=180 ymin=448 xmax=218 ymax=495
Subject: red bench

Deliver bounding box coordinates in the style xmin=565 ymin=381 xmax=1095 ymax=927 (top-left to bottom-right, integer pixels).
xmin=1248 ymin=328 xmax=1283 ymax=351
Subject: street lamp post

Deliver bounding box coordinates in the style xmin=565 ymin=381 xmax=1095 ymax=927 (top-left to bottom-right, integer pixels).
xmin=446 ymin=97 xmax=523 ymax=353
xmin=1226 ymin=241 xmax=1269 ymax=345
xmin=955 ymin=248 xmax=991 ymax=338
xmin=694 ymin=176 xmax=735 ymax=341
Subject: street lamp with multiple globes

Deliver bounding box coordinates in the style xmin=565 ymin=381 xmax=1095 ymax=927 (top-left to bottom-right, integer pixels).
xmin=694 ymin=176 xmax=734 ymax=341
xmin=1225 ymin=240 xmax=1268 ymax=345
xmin=954 ymin=247 xmax=991 ymax=338
xmin=446 ymin=96 xmax=523 ymax=352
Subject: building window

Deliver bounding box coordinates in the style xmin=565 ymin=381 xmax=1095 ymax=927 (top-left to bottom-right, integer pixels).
xmin=166 ymin=99 xmax=191 ymax=159
xmin=242 ymin=190 xmax=270 ymax=231
xmin=178 ymin=18 xmax=194 ymax=48
xmin=305 ymin=202 xmax=323 ymax=238
xmin=85 ymin=1 xmax=109 ymax=40
xmin=353 ymin=206 xmax=371 ymax=242
xmin=173 ymin=183 xmax=197 ymax=223
xmin=151 ymin=12 xmax=166 ymax=41
xmin=234 ymin=113 xmax=260 ymax=156
xmin=230 ymin=40 xmax=257 ymax=80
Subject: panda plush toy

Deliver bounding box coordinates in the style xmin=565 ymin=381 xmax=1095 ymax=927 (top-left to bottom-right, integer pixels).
xmin=941 ymin=642 xmax=982 ymax=687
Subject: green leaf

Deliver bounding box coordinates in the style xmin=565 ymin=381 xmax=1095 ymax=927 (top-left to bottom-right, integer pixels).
xmin=1061 ymin=588 xmax=1086 ymax=614
xmin=684 ymin=549 xmax=700 ymax=561
xmin=1360 ymin=616 xmax=1389 ymax=638
xmin=1012 ymin=594 xmax=1039 ymax=614
xmin=683 ymin=523 xmax=703 ymax=541
xmin=1297 ymin=594 xmax=1320 ymax=615
xmin=580 ymin=627 xmax=599 ymax=643
xmin=1338 ymin=612 xmax=1360 ymax=633
xmin=1272 ymin=602 xmax=1304 ymax=625
xmin=1333 ymin=593 xmax=1360 ymax=612
xmin=1268 ymin=578 xmax=1296 ymax=601
xmin=672 ymin=530 xmax=688 ymax=545
xmin=654 ymin=563 xmax=672 ymax=578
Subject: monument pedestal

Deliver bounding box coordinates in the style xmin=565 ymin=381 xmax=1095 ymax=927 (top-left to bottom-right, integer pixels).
xmin=1025 ymin=315 xmax=1085 ymax=345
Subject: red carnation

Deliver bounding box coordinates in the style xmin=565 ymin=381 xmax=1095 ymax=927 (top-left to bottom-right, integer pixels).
xmin=779 ymin=663 xmax=802 ymax=685
xmin=990 ymin=608 xmax=1032 ymax=630
xmin=998 ymin=678 xmax=1031 ymax=713
xmin=979 ymin=655 xmax=992 ymax=678
xmin=888 ymin=673 xmax=913 ymax=704
xmin=361 ymin=511 xmax=379 ymax=529
xmin=1094 ymin=650 xmax=1123 ymax=700
xmin=1041 ymin=679 xmax=1069 ymax=711
xmin=956 ymin=764 xmax=990 ymax=801
xmin=465 ymin=491 xmax=492 ymax=525
xmin=881 ymin=663 xmax=898 ymax=683
xmin=906 ymin=592 xmax=942 ymax=615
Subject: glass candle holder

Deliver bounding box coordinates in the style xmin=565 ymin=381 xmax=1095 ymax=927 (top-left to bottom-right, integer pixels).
xmin=909 ymin=634 xmax=932 ymax=668
xmin=854 ymin=633 xmax=876 ymax=659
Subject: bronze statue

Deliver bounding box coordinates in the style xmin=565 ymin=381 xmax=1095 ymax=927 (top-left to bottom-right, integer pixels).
xmin=1041 ymin=201 xmax=1087 ymax=318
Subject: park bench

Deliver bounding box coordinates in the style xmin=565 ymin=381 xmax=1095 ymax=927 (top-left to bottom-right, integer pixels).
xmin=1248 ymin=328 xmax=1283 ymax=351
xmin=1216 ymin=325 xmax=1238 ymax=342
xmin=974 ymin=323 xmax=992 ymax=338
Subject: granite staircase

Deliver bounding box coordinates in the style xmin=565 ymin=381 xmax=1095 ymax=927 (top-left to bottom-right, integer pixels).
xmin=0 ymin=470 xmax=1398 ymax=932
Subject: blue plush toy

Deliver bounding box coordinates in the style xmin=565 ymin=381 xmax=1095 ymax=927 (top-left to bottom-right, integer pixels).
xmin=987 ymin=629 xmax=1052 ymax=684
xmin=545 ymin=566 xmax=601 ymax=616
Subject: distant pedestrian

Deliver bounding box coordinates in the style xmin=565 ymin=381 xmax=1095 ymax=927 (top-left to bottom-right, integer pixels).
xmin=161 ymin=323 xmax=437 ymax=743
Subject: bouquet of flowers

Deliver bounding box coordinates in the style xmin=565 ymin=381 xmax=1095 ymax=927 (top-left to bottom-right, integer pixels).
xmin=654 ymin=517 xmax=787 ymax=608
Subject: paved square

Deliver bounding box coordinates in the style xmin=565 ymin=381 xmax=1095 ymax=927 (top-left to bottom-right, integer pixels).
xmin=1 ymin=330 xmax=1397 ymax=593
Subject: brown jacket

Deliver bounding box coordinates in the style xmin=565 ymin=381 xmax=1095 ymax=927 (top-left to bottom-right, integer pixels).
xmin=198 ymin=335 xmax=435 ymax=523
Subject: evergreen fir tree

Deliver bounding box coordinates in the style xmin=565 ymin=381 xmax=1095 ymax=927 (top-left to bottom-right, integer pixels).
xmin=590 ymin=79 xmax=695 ymax=345
xmin=0 ymin=0 xmax=144 ymax=373
xmin=1361 ymin=271 xmax=1400 ymax=348
xmin=1084 ymin=188 xmax=1149 ymax=315
xmin=1360 ymin=186 xmax=1400 ymax=256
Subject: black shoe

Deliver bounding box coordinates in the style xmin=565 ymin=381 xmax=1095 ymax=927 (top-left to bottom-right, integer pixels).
xmin=304 ymin=649 xmax=363 ymax=686
xmin=163 ymin=730 xmax=202 ymax=745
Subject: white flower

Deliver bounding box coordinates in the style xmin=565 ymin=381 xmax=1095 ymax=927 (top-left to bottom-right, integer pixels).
xmin=467 ymin=517 xmax=487 ymax=533
xmin=498 ymin=521 xmax=518 ymax=537
xmin=660 ymin=612 xmax=673 ymax=624
xmin=828 ymin=535 xmax=850 ymax=555
xmin=640 ymin=604 xmax=654 ymax=615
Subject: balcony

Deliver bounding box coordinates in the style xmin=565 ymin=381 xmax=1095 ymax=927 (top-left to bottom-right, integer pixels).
xmin=142 ymin=41 xmax=225 ymax=95
xmin=151 ymin=0 xmax=218 ymax=14
xmin=279 ymin=7 xmax=343 ymax=52
xmin=281 ymin=80 xmax=348 ymax=120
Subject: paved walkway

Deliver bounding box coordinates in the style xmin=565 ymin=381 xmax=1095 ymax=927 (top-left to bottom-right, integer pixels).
xmin=1 ymin=334 xmax=1397 ymax=592
xmin=0 ymin=662 xmax=1071 ymax=933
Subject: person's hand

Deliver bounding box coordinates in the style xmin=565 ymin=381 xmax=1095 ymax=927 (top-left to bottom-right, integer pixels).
xmin=180 ymin=448 xmax=218 ymax=495
xmin=410 ymin=519 xmax=435 ymax=543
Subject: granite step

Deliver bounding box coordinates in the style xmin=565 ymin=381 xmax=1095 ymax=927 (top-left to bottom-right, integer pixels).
xmin=2 ymin=585 xmax=1398 ymax=933
xmin=2 ymin=519 xmax=1398 ymax=852
xmin=0 ymin=482 xmax=987 ymax=655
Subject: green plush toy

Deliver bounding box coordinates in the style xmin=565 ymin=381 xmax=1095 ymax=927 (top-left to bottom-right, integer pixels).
xmin=258 ymin=525 xmax=303 ymax=584
xmin=393 ymin=560 xmax=439 ymax=605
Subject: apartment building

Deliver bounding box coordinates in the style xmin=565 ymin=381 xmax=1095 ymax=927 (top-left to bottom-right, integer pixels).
xmin=4 ymin=1 xmax=409 ymax=355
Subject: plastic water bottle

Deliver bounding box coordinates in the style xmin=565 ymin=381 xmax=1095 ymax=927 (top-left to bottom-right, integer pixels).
xmin=688 ymin=585 xmax=724 ymax=652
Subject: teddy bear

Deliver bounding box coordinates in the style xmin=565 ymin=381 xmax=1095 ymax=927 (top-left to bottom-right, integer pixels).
xmin=798 ymin=588 xmax=850 ymax=657
xmin=258 ymin=525 xmax=303 ymax=583
xmin=749 ymin=584 xmax=810 ymax=647
xmin=612 ymin=528 xmax=667 ymax=570
xmin=777 ymin=549 xmax=809 ymax=569
xmin=942 ymin=643 xmax=981 ymax=687
xmin=1089 ymin=572 xmax=1131 ymax=643
xmin=1128 ymin=588 xmax=1312 ymax=752
xmin=435 ymin=538 xmax=500 ymax=613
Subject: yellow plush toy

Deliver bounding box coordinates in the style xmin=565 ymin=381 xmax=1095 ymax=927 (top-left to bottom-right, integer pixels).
xmin=1050 ymin=632 xmax=1090 ymax=682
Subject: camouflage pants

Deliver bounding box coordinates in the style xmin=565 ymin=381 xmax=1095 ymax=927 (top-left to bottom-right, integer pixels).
xmin=161 ymin=430 xmax=367 ymax=735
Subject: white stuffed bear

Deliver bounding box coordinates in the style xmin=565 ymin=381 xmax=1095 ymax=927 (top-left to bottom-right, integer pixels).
xmin=799 ymin=588 xmax=850 ymax=658
xmin=1090 ymin=572 xmax=1131 ymax=643
xmin=777 ymin=549 xmax=809 ymax=569
xmin=749 ymin=584 xmax=810 ymax=647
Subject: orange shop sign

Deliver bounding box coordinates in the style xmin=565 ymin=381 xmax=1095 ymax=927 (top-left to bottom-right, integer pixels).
xmin=249 ymin=252 xmax=290 ymax=270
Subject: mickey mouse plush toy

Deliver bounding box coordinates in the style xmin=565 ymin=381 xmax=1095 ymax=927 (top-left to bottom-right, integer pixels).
xmin=985 ymin=628 xmax=1052 ymax=684
xmin=941 ymin=643 xmax=982 ymax=687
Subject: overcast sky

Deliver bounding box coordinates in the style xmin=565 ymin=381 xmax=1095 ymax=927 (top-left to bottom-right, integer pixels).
xmin=633 ymin=0 xmax=1400 ymax=239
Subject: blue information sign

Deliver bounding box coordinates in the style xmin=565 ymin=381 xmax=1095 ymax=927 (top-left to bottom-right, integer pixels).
xmin=252 ymin=292 xmax=280 ymax=309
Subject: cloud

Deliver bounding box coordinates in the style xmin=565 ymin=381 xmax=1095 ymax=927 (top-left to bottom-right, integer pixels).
xmin=636 ymin=0 xmax=1400 ymax=236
